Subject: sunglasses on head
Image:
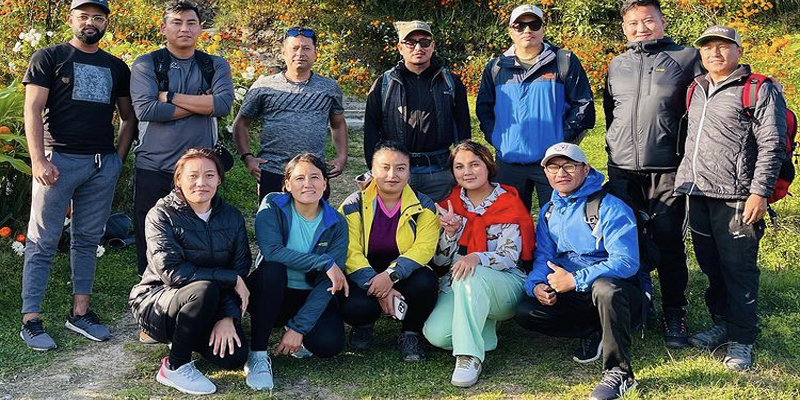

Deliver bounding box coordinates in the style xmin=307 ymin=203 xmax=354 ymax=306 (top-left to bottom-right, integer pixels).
xmin=511 ymin=19 xmax=543 ymax=33
xmin=401 ymin=38 xmax=433 ymax=49
xmin=286 ymin=27 xmax=316 ymax=39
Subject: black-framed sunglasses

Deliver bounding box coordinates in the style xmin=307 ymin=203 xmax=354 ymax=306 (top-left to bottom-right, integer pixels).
xmin=511 ymin=19 xmax=543 ymax=33
xmin=285 ymin=27 xmax=316 ymax=40
xmin=401 ymin=38 xmax=433 ymax=49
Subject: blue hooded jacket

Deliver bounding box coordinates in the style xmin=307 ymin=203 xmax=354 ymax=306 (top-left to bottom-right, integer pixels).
xmin=524 ymin=170 xmax=639 ymax=295
xmin=255 ymin=192 xmax=349 ymax=335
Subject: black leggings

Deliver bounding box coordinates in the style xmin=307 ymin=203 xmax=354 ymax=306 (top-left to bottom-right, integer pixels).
xmin=151 ymin=280 xmax=249 ymax=370
xmin=338 ymin=267 xmax=438 ymax=333
xmin=247 ymin=261 xmax=344 ymax=358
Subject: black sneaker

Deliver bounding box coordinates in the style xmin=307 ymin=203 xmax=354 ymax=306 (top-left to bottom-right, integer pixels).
xmin=689 ymin=317 xmax=728 ymax=350
xmin=398 ymin=331 xmax=425 ymax=362
xmin=662 ymin=307 xmax=689 ymax=348
xmin=589 ymin=368 xmax=637 ymax=400
xmin=348 ymin=324 xmax=374 ymax=350
xmin=573 ymin=330 xmax=602 ymax=363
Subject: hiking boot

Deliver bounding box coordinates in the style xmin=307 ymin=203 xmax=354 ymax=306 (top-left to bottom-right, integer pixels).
xmin=139 ymin=330 xmax=158 ymax=344
xmin=348 ymin=324 xmax=374 ymax=350
xmin=723 ymin=342 xmax=753 ymax=371
xmin=589 ymin=368 xmax=637 ymax=400
xmin=573 ymin=330 xmax=602 ymax=363
xmin=156 ymin=356 xmax=216 ymax=395
xmin=398 ymin=331 xmax=425 ymax=362
xmin=20 ymin=318 xmax=57 ymax=351
xmin=689 ymin=316 xmax=728 ymax=350
xmin=451 ymin=355 xmax=482 ymax=388
xmin=662 ymin=307 xmax=689 ymax=348
xmin=65 ymin=309 xmax=110 ymax=342
xmin=244 ymin=351 xmax=274 ymax=391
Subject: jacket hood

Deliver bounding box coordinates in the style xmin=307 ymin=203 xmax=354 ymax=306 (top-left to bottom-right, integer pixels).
xmin=549 ymin=169 xmax=605 ymax=206
xmin=625 ymin=37 xmax=676 ymax=52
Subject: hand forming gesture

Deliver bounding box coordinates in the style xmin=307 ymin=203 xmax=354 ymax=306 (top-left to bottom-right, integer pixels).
xmin=435 ymin=200 xmax=462 ymax=238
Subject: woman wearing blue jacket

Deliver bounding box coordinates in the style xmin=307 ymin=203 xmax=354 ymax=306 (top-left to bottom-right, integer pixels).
xmin=245 ymin=153 xmax=349 ymax=391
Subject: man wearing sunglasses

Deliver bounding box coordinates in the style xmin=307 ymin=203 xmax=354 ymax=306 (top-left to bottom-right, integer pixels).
xmin=130 ymin=0 xmax=234 ymax=276
xmin=20 ymin=0 xmax=136 ymax=351
xmin=363 ymin=20 xmax=471 ymax=202
xmin=603 ymin=0 xmax=702 ymax=349
xmin=516 ymin=142 xmax=643 ymax=400
xmin=476 ymin=4 xmax=595 ymax=213
xmin=233 ymin=26 xmax=348 ymax=203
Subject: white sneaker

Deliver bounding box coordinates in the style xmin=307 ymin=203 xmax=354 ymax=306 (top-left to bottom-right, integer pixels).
xmin=451 ymin=355 xmax=482 ymax=388
xmin=156 ymin=357 xmax=216 ymax=395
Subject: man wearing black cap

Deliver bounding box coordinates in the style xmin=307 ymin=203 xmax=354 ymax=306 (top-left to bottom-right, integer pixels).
xmin=20 ymin=0 xmax=136 ymax=350
xmin=603 ymin=0 xmax=701 ymax=349
xmin=129 ymin=0 xmax=233 ymax=277
xmin=363 ymin=20 xmax=471 ymax=202
xmin=675 ymin=25 xmax=787 ymax=371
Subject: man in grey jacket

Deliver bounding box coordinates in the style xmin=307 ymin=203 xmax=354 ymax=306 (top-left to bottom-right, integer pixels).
xmin=675 ymin=25 xmax=787 ymax=371
xmin=603 ymin=0 xmax=700 ymax=347
xmin=130 ymin=0 xmax=233 ymax=277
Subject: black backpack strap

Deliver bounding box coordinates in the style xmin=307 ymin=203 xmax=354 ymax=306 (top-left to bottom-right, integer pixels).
xmin=555 ymin=49 xmax=572 ymax=84
xmin=193 ymin=50 xmax=216 ymax=90
xmin=151 ymin=48 xmax=172 ymax=92
xmin=584 ymin=188 xmax=609 ymax=231
xmin=543 ymin=201 xmax=554 ymax=225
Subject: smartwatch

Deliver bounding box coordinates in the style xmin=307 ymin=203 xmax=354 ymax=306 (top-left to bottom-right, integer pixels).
xmin=166 ymin=91 xmax=176 ymax=104
xmin=385 ymin=267 xmax=401 ymax=284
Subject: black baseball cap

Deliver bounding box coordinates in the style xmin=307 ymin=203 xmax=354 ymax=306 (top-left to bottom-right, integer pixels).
xmin=70 ymin=0 xmax=110 ymax=15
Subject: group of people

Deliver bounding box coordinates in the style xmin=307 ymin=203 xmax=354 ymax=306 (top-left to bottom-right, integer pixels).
xmin=17 ymin=0 xmax=788 ymax=399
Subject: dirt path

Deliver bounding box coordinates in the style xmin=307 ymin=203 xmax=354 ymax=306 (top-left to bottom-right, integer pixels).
xmin=0 ymin=314 xmax=141 ymax=400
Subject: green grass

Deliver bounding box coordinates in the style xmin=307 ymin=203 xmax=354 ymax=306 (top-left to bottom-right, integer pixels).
xmin=3 ymin=101 xmax=800 ymax=399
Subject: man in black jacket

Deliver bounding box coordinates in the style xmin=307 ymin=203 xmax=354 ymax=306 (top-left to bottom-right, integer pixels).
xmin=603 ymin=0 xmax=700 ymax=347
xmin=675 ymin=25 xmax=786 ymax=371
xmin=363 ymin=20 xmax=471 ymax=202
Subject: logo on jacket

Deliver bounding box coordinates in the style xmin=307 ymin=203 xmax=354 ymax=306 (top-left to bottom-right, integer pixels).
xmin=540 ymin=72 xmax=556 ymax=80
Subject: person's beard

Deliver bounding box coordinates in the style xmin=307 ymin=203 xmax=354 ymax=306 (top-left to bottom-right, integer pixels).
xmin=73 ymin=26 xmax=106 ymax=45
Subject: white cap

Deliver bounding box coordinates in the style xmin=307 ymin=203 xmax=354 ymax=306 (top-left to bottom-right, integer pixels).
xmin=540 ymin=142 xmax=588 ymax=166
xmin=509 ymin=4 xmax=544 ymax=25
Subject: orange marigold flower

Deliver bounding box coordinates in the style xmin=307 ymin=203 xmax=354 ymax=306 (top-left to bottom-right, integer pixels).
xmin=0 ymin=126 xmax=9 ymax=134
xmin=0 ymin=226 xmax=10 ymax=237
xmin=16 ymin=234 xmax=25 ymax=242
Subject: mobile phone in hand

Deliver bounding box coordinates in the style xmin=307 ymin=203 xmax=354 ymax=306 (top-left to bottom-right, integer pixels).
xmin=393 ymin=295 xmax=407 ymax=321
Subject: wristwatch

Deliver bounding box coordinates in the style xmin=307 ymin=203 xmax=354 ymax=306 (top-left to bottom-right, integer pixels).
xmin=166 ymin=91 xmax=176 ymax=104
xmin=240 ymin=152 xmax=253 ymax=162
xmin=385 ymin=267 xmax=401 ymax=284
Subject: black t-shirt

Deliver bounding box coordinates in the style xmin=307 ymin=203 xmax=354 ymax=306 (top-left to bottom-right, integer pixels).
xmin=23 ymin=43 xmax=131 ymax=154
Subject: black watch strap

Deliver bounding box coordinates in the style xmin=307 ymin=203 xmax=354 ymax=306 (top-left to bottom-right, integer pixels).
xmin=166 ymin=91 xmax=175 ymax=104
xmin=240 ymin=152 xmax=254 ymax=162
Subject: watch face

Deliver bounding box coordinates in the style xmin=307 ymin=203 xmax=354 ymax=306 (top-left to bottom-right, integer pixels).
xmin=390 ymin=272 xmax=400 ymax=282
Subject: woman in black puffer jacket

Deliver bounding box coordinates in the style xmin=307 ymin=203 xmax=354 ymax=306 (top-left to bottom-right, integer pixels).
xmin=129 ymin=148 xmax=252 ymax=395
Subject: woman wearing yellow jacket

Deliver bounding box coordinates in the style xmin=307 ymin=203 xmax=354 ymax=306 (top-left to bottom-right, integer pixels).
xmin=338 ymin=141 xmax=441 ymax=362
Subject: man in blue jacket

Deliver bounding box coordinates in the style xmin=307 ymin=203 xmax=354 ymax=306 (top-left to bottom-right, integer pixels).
xmin=515 ymin=143 xmax=642 ymax=400
xmin=476 ymin=4 xmax=595 ymax=211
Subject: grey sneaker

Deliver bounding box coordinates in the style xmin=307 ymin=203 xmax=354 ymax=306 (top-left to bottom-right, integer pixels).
xmin=65 ymin=309 xmax=110 ymax=342
xmin=291 ymin=343 xmax=313 ymax=359
xmin=689 ymin=318 xmax=728 ymax=350
xmin=20 ymin=318 xmax=57 ymax=351
xmin=723 ymin=342 xmax=753 ymax=371
xmin=244 ymin=351 xmax=274 ymax=391
xmin=349 ymin=325 xmax=374 ymax=350
xmin=398 ymin=331 xmax=425 ymax=362
xmin=156 ymin=356 xmax=216 ymax=395
xmin=451 ymin=355 xmax=482 ymax=388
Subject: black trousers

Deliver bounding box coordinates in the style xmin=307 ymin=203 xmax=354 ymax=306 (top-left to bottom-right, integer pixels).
xmin=133 ymin=168 xmax=173 ymax=275
xmin=515 ymin=278 xmax=642 ymax=374
xmin=688 ymin=196 xmax=763 ymax=344
xmin=607 ymin=167 xmax=688 ymax=311
xmin=495 ymin=159 xmax=553 ymax=212
xmin=339 ymin=267 xmax=438 ymax=333
xmin=247 ymin=261 xmax=344 ymax=358
xmin=259 ymin=170 xmax=330 ymax=204
xmin=147 ymin=280 xmax=249 ymax=370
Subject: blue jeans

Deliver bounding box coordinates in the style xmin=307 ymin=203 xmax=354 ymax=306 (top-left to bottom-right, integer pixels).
xmin=21 ymin=152 xmax=123 ymax=314
xmin=409 ymin=168 xmax=455 ymax=203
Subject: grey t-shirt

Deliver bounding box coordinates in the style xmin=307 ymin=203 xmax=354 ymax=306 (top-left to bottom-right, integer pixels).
xmin=130 ymin=50 xmax=233 ymax=172
xmin=238 ymin=72 xmax=344 ymax=174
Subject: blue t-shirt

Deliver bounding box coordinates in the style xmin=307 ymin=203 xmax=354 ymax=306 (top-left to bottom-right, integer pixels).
xmin=286 ymin=202 xmax=324 ymax=290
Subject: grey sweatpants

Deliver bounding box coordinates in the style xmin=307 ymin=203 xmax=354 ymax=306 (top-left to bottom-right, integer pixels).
xmin=21 ymin=152 xmax=122 ymax=314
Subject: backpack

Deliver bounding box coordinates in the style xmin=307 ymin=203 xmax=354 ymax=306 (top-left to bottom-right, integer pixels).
xmin=686 ymin=74 xmax=798 ymax=203
xmin=149 ymin=48 xmax=234 ymax=171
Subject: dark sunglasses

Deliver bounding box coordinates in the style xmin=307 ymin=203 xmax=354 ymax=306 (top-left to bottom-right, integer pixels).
xmin=401 ymin=38 xmax=433 ymax=49
xmin=286 ymin=27 xmax=316 ymax=39
xmin=511 ymin=19 xmax=543 ymax=33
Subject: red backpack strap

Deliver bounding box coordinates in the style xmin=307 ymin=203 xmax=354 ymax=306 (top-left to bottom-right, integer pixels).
xmin=686 ymin=80 xmax=698 ymax=109
xmin=742 ymin=73 xmax=768 ymax=110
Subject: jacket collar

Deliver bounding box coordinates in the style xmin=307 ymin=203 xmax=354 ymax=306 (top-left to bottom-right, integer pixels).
xmin=166 ymin=190 xmax=222 ymax=216
xmin=362 ymin=180 xmax=424 ymax=220
xmin=391 ymin=57 xmax=444 ymax=82
xmin=695 ymin=64 xmax=752 ymax=93
xmin=271 ymin=192 xmax=340 ymax=229
xmin=500 ymin=42 xmax=553 ymax=65
xmin=549 ymin=169 xmax=606 ymax=207
xmin=626 ymin=37 xmax=676 ymax=52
